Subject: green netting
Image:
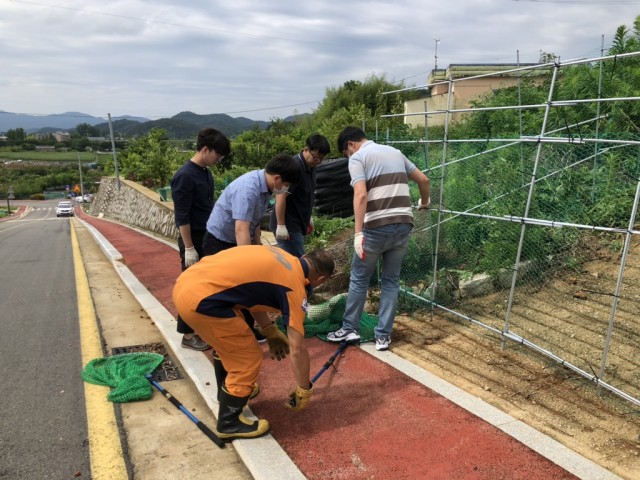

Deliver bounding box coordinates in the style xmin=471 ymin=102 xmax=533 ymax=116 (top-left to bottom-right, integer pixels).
xmin=81 ymin=352 xmax=164 ymax=403
xmin=277 ymin=293 xmax=378 ymax=342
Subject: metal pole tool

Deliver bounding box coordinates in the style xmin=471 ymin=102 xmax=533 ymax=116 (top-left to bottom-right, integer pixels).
xmin=147 ymin=374 xmax=225 ymax=448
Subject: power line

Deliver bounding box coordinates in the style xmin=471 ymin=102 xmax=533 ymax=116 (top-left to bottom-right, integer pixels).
xmin=221 ymin=101 xmax=320 ymax=116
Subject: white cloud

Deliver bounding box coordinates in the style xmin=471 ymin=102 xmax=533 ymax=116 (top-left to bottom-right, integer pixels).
xmin=1 ymin=0 xmax=639 ymax=121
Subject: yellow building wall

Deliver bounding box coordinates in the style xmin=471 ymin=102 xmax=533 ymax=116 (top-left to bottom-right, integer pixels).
xmin=404 ymin=76 xmax=527 ymax=128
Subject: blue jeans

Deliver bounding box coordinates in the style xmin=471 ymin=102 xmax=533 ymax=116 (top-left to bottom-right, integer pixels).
xmin=276 ymin=231 xmax=305 ymax=258
xmin=276 ymin=232 xmax=313 ymax=295
xmin=342 ymin=223 xmax=412 ymax=338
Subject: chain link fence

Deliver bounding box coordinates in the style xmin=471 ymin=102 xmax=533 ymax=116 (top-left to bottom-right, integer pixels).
xmin=337 ymin=53 xmax=640 ymax=407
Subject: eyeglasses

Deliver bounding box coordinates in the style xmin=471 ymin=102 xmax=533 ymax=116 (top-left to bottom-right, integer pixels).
xmin=307 ymin=149 xmax=325 ymax=163
xmin=208 ymin=148 xmax=224 ymax=162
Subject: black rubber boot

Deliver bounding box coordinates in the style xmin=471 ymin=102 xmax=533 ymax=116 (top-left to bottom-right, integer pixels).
xmin=213 ymin=352 xmax=259 ymax=402
xmin=212 ymin=352 xmax=228 ymax=402
xmin=216 ymin=387 xmax=269 ymax=441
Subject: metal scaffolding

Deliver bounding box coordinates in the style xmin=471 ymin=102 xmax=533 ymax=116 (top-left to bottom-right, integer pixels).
xmin=376 ymin=51 xmax=640 ymax=407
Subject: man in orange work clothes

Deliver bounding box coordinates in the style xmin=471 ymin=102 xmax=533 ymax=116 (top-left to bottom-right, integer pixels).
xmin=173 ymin=244 xmax=335 ymax=440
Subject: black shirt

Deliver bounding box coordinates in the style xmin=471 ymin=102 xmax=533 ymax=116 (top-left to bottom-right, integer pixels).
xmin=170 ymin=160 xmax=214 ymax=231
xmin=269 ymin=152 xmax=316 ymax=234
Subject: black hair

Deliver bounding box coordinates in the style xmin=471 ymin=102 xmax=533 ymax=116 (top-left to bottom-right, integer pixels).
xmin=304 ymin=249 xmax=335 ymax=277
xmin=337 ymin=126 xmax=367 ymax=154
xmin=196 ymin=127 xmax=231 ymax=156
xmin=265 ymin=153 xmax=301 ymax=185
xmin=305 ymin=134 xmax=331 ymax=155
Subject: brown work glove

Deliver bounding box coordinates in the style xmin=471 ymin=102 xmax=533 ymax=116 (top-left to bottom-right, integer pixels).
xmin=286 ymin=384 xmax=313 ymax=411
xmin=261 ymin=323 xmax=290 ymax=361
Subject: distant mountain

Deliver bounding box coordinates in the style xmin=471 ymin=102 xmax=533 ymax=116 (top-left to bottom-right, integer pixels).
xmin=114 ymin=115 xmax=150 ymax=123
xmin=92 ymin=111 xmax=271 ymax=138
xmin=0 ymin=111 xmax=150 ymax=133
xmin=0 ymin=110 xmax=275 ymax=138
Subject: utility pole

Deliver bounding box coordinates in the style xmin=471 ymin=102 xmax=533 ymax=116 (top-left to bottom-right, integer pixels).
xmin=7 ymin=187 xmax=14 ymax=214
xmin=108 ymin=113 xmax=121 ymax=190
xmin=434 ymin=38 xmax=441 ymax=70
xmin=77 ymin=152 xmax=85 ymax=201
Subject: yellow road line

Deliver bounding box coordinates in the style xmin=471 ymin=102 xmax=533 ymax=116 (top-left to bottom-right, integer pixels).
xmin=71 ymin=222 xmax=129 ymax=480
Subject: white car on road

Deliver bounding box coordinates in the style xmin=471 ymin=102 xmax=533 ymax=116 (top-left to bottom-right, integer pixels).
xmin=73 ymin=194 xmax=93 ymax=203
xmin=56 ymin=201 xmax=74 ymax=217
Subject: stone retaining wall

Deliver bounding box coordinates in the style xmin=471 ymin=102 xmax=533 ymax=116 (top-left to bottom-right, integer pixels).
xmin=90 ymin=177 xmax=178 ymax=239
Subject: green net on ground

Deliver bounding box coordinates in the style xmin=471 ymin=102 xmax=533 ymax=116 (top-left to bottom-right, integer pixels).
xmin=81 ymin=352 xmax=164 ymax=403
xmin=277 ymin=293 xmax=378 ymax=342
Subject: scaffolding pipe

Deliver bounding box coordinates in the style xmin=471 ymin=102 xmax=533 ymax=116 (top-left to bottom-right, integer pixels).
xmin=593 ymin=35 xmax=605 ymax=202
xmin=521 ymin=136 xmax=640 ymax=146
xmin=501 ymin=63 xmax=560 ymax=349
xmin=518 ymin=50 xmax=525 ymax=186
xmin=597 ymin=174 xmax=640 ymax=394
xmin=431 ymin=209 xmax=637 ymax=235
xmin=384 ymin=96 xmax=640 ymax=119
xmin=429 ymin=78 xmax=454 ymax=303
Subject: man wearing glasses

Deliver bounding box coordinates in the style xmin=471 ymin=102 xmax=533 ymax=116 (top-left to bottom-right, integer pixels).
xmin=327 ymin=126 xmax=430 ymax=352
xmin=270 ymin=134 xmax=331 ymax=257
xmin=170 ymin=127 xmax=230 ymax=351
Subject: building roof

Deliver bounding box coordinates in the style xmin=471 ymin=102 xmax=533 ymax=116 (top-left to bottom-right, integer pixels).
xmin=428 ymin=63 xmax=545 ymax=84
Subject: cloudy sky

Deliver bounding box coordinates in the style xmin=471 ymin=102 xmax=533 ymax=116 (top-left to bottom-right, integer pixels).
xmin=1 ymin=0 xmax=639 ymax=121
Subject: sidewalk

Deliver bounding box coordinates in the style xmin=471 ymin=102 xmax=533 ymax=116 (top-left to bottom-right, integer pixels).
xmin=0 ymin=204 xmax=27 ymax=222
xmin=76 ymin=207 xmax=620 ymax=480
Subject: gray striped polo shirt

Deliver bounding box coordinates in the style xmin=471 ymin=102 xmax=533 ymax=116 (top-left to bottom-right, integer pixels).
xmin=348 ymin=140 xmax=417 ymax=229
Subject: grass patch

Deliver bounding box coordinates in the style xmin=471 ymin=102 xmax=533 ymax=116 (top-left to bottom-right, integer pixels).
xmin=0 ymin=150 xmax=96 ymax=162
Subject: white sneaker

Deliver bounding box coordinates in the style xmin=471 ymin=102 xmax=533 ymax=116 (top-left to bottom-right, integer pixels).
xmin=375 ymin=336 xmax=390 ymax=351
xmin=327 ymin=327 xmax=360 ymax=343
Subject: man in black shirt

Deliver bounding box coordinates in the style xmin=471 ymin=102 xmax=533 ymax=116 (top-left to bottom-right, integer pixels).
xmin=170 ymin=127 xmax=230 ymax=350
xmin=269 ymin=134 xmax=330 ymax=257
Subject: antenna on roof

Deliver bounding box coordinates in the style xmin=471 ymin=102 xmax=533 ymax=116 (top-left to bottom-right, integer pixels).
xmin=434 ymin=38 xmax=441 ymax=70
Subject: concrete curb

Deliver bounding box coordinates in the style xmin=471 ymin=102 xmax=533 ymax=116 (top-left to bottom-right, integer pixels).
xmin=79 ymin=218 xmax=305 ymax=480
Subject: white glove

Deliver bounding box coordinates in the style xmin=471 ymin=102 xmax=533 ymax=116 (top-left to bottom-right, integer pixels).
xmin=418 ymin=198 xmax=431 ymax=211
xmin=184 ymin=246 xmax=199 ymax=267
xmin=353 ymin=232 xmax=365 ymax=260
xmin=276 ymin=225 xmax=289 ymax=240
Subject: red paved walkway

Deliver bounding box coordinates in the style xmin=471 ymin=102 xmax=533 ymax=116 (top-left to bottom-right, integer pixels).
xmin=0 ymin=205 xmax=27 ymax=222
xmin=78 ymin=209 xmax=578 ymax=480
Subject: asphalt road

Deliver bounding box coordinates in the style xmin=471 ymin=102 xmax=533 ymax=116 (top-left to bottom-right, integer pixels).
xmin=0 ymin=200 xmax=91 ymax=479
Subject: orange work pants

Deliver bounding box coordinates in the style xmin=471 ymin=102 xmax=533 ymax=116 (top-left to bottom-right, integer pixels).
xmin=176 ymin=305 xmax=262 ymax=398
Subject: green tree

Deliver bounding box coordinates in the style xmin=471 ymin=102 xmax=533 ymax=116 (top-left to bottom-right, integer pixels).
xmin=114 ymin=129 xmax=181 ymax=187
xmin=75 ymin=123 xmax=99 ymax=137
xmin=6 ymin=128 xmax=26 ymax=145
xmin=231 ymin=119 xmax=306 ymax=168
xmin=310 ymin=74 xmax=411 ymax=136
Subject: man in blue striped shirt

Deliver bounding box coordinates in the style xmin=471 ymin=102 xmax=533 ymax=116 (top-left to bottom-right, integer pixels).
xmin=327 ymin=126 xmax=431 ymax=351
